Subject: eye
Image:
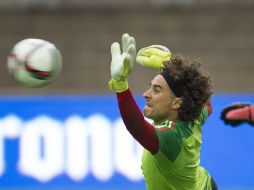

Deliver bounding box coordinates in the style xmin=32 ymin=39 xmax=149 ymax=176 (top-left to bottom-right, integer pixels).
xmin=153 ymin=87 xmax=161 ymax=93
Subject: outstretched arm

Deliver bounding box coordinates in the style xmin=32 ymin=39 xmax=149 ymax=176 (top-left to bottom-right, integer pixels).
xmin=117 ymin=89 xmax=159 ymax=154
xmin=108 ymin=33 xmax=159 ymax=154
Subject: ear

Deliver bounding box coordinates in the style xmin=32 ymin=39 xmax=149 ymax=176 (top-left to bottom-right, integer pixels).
xmin=171 ymin=98 xmax=182 ymax=110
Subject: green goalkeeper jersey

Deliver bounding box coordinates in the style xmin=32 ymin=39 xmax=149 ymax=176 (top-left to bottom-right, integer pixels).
xmin=142 ymin=108 xmax=212 ymax=190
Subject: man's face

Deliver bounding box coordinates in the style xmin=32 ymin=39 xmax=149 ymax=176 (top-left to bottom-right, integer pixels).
xmin=143 ymin=74 xmax=178 ymax=124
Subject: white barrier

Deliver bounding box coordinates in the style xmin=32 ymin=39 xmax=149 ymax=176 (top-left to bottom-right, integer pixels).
xmin=0 ymin=114 xmax=143 ymax=182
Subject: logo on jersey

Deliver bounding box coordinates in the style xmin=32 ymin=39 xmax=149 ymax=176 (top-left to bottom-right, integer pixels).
xmin=155 ymin=120 xmax=175 ymax=132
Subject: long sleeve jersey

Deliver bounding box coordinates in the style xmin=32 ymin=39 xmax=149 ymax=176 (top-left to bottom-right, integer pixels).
xmin=117 ymin=89 xmax=213 ymax=190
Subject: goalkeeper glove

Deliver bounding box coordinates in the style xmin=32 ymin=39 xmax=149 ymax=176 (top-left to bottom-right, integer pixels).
xmin=221 ymin=103 xmax=254 ymax=126
xmin=109 ymin=33 xmax=136 ymax=93
xmin=136 ymin=45 xmax=172 ymax=70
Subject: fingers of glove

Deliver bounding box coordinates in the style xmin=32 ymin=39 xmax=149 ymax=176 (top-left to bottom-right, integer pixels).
xmin=127 ymin=44 xmax=136 ymax=57
xmin=122 ymin=54 xmax=131 ymax=78
xmin=128 ymin=36 xmax=136 ymax=49
xmin=122 ymin=33 xmax=130 ymax=52
xmin=221 ymin=103 xmax=251 ymax=120
xmin=150 ymin=55 xmax=166 ymax=68
xmin=111 ymin=45 xmax=124 ymax=80
xmin=136 ymin=47 xmax=171 ymax=70
xmin=111 ymin=58 xmax=122 ymax=80
xmin=137 ymin=46 xmax=172 ymax=59
xmin=136 ymin=56 xmax=150 ymax=66
xmin=111 ymin=42 xmax=121 ymax=57
xmin=221 ymin=104 xmax=253 ymax=127
xmin=225 ymin=108 xmax=246 ymax=120
xmin=122 ymin=33 xmax=135 ymax=51
xmin=136 ymin=55 xmax=164 ymax=69
xmin=221 ymin=113 xmax=243 ymax=126
xmin=225 ymin=106 xmax=251 ymax=121
xmin=122 ymin=34 xmax=136 ymax=57
xmin=126 ymin=44 xmax=136 ymax=68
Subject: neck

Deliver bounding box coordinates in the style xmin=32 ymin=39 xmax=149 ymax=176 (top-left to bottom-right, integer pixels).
xmin=154 ymin=111 xmax=178 ymax=125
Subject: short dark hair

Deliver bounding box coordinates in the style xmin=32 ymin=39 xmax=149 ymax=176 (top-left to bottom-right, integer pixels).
xmin=163 ymin=54 xmax=213 ymax=121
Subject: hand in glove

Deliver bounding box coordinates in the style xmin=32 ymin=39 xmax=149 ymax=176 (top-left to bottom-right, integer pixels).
xmin=136 ymin=45 xmax=172 ymax=70
xmin=109 ymin=33 xmax=136 ymax=93
xmin=221 ymin=103 xmax=254 ymax=126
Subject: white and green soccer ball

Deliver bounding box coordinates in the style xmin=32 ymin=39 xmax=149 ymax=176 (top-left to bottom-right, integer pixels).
xmin=7 ymin=38 xmax=62 ymax=88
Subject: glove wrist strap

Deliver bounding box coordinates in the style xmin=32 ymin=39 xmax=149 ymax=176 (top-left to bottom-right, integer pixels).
xmin=108 ymin=78 xmax=128 ymax=93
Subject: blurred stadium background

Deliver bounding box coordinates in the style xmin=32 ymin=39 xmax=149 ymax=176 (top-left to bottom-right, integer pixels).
xmin=0 ymin=0 xmax=254 ymax=190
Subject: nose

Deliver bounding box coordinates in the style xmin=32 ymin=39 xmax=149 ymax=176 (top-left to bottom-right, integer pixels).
xmin=143 ymin=88 xmax=151 ymax=99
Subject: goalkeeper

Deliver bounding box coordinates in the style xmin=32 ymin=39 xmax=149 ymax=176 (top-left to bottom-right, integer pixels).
xmin=109 ymin=33 xmax=217 ymax=190
xmin=221 ymin=103 xmax=254 ymax=126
